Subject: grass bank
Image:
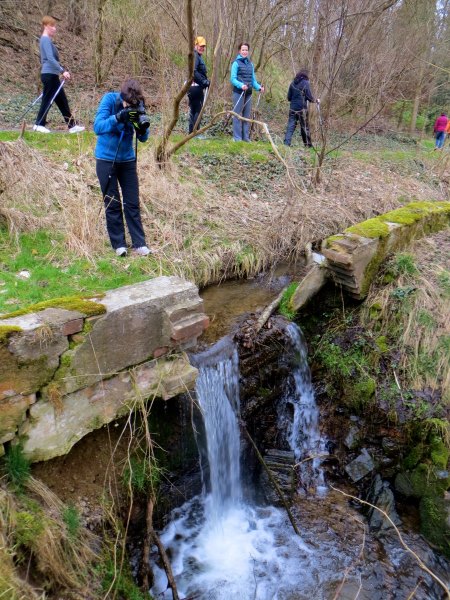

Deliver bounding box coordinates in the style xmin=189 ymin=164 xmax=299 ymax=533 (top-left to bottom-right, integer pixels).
xmin=0 ymin=129 xmax=447 ymax=315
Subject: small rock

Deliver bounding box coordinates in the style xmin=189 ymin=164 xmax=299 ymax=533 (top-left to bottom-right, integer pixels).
xmin=345 ymin=448 xmax=375 ymax=482
xmin=17 ymin=270 xmax=31 ymax=279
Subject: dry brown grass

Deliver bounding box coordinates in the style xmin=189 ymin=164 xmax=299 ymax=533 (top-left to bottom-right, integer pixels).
xmin=362 ymin=229 xmax=450 ymax=402
xmin=0 ymin=137 xmax=446 ymax=287
xmin=0 ymin=477 xmax=99 ymax=598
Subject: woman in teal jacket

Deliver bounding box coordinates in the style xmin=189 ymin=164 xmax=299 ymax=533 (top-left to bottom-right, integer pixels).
xmin=94 ymin=78 xmax=151 ymax=257
xmin=230 ymin=43 xmax=264 ymax=142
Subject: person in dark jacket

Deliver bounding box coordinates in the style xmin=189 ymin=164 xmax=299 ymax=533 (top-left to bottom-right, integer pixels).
xmin=188 ymin=36 xmax=209 ymax=134
xmin=33 ymin=15 xmax=84 ymax=134
xmin=283 ymin=70 xmax=318 ymax=147
xmin=94 ymin=78 xmax=151 ymax=257
xmin=230 ymin=43 xmax=264 ymax=142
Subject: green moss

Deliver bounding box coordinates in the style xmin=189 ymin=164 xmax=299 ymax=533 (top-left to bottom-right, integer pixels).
xmin=342 ymin=201 xmax=450 ymax=243
xmin=349 ymin=377 xmax=376 ymax=409
xmin=0 ymin=296 xmax=106 ymax=320
xmin=403 ymin=444 xmax=424 ymax=470
xmin=15 ymin=510 xmax=46 ymax=547
xmin=419 ymin=496 xmax=450 ymax=557
xmin=409 ymin=463 xmax=450 ymax=497
xmin=0 ymin=325 xmax=22 ymax=344
xmin=430 ymin=437 xmax=449 ymax=469
xmin=279 ymin=282 xmax=299 ymax=320
xmin=375 ymin=336 xmax=388 ymax=353
xmin=326 ymin=235 xmax=346 ymax=245
xmin=345 ymin=217 xmax=390 ymax=239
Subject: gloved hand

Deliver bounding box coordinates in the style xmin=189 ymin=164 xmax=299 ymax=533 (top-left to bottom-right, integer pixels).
xmin=116 ymin=108 xmax=131 ymax=124
xmin=127 ymin=108 xmax=140 ymax=126
xmin=204 ymin=79 xmax=210 ymax=88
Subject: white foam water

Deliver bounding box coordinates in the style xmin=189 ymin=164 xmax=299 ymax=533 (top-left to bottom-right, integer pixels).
xmin=278 ymin=323 xmax=327 ymax=494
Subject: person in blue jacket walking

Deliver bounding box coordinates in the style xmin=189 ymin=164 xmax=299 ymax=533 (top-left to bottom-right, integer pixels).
xmin=94 ymin=78 xmax=151 ymax=257
xmin=230 ymin=43 xmax=264 ymax=142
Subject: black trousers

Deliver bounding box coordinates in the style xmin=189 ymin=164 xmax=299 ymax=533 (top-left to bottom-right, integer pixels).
xmin=96 ymin=159 xmax=146 ymax=250
xmin=188 ymin=86 xmax=204 ymax=133
xmin=284 ymin=109 xmax=312 ymax=147
xmin=35 ymin=73 xmax=75 ymax=128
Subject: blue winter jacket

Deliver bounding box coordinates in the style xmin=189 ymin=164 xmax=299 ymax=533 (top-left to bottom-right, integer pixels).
xmin=230 ymin=55 xmax=261 ymax=93
xmin=94 ymin=92 xmax=149 ymax=161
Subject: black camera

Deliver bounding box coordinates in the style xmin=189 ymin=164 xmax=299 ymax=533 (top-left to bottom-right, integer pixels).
xmin=130 ymin=101 xmax=150 ymax=132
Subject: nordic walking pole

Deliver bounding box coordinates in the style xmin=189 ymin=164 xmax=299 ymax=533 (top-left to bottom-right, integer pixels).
xmin=35 ymin=79 xmax=65 ymax=126
xmin=15 ymin=93 xmax=43 ymax=127
xmin=224 ymin=90 xmax=245 ymax=129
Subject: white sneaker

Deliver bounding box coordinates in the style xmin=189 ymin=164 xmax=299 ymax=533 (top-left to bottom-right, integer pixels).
xmin=69 ymin=125 xmax=85 ymax=134
xmin=32 ymin=124 xmax=51 ymax=133
xmin=115 ymin=247 xmax=127 ymax=257
xmin=133 ymin=246 xmax=152 ymax=256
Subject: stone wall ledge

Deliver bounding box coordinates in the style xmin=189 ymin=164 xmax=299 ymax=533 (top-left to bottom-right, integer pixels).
xmin=323 ymin=201 xmax=450 ymax=299
xmin=0 ymin=276 xmax=208 ymax=461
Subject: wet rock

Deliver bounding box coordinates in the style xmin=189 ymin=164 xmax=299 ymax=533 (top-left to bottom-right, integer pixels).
xmin=345 ymin=448 xmax=375 ymax=482
xmin=344 ymin=425 xmax=360 ymax=449
xmin=366 ymin=475 xmax=401 ymax=532
xmin=381 ymin=436 xmax=399 ymax=457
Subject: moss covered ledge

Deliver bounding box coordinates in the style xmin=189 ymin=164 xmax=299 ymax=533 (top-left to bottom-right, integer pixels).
xmin=322 ymin=200 xmax=450 ymax=299
xmin=0 ymin=295 xmax=106 ymax=320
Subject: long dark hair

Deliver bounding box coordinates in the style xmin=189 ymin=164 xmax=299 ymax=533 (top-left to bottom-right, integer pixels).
xmin=120 ymin=78 xmax=145 ymax=106
xmin=294 ymin=70 xmax=309 ymax=84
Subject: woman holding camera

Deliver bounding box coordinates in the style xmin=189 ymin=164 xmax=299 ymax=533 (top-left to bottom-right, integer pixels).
xmin=94 ymin=78 xmax=151 ymax=257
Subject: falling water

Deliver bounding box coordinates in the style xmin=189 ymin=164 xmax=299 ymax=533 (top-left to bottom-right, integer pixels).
xmin=190 ymin=336 xmax=241 ymax=520
xmin=150 ymin=329 xmax=448 ymax=600
xmin=278 ymin=322 xmax=327 ymax=493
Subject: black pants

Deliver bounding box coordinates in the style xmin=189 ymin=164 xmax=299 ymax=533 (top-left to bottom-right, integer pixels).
xmin=188 ymin=86 xmax=204 ymax=133
xmin=96 ymin=159 xmax=146 ymax=250
xmin=284 ymin=109 xmax=312 ymax=147
xmin=35 ymin=73 xmax=75 ymax=128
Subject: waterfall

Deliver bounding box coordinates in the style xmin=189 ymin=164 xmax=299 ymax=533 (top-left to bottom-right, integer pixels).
xmin=190 ymin=336 xmax=241 ymax=521
xmin=279 ymin=322 xmax=326 ymax=493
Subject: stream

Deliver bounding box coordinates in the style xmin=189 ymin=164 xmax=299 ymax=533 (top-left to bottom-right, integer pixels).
xmin=150 ymin=298 xmax=450 ymax=600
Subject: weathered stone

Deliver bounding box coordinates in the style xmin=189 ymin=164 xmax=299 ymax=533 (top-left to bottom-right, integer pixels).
xmin=344 ymin=425 xmax=360 ymax=450
xmin=366 ymin=475 xmax=400 ymax=532
xmin=171 ymin=314 xmax=210 ymax=343
xmin=57 ymin=277 xmax=207 ymax=394
xmin=291 ymin=264 xmax=327 ymax=312
xmin=61 ymin=318 xmax=84 ymax=336
xmin=153 ymin=346 xmax=169 ymax=358
xmin=20 ymin=354 xmax=199 ymax=462
xmin=345 ymin=448 xmax=375 ymax=482
xmin=0 ymin=309 xmax=83 ymax=399
xmin=323 ymin=201 xmax=450 ymax=299
xmin=0 ymin=393 xmax=36 ymax=442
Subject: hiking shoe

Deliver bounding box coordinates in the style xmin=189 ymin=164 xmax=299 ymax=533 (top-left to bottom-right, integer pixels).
xmin=133 ymin=246 xmax=152 ymax=256
xmin=115 ymin=247 xmax=127 ymax=257
xmin=69 ymin=125 xmax=85 ymax=134
xmin=33 ymin=124 xmax=51 ymax=133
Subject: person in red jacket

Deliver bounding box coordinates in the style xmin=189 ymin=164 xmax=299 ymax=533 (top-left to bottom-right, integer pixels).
xmin=433 ymin=112 xmax=448 ymax=149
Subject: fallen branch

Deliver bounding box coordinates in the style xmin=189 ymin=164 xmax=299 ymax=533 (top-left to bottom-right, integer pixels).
xmin=241 ymin=423 xmax=301 ymax=536
xmin=330 ymin=485 xmax=450 ymax=599
xmin=255 ymin=286 xmax=288 ymax=334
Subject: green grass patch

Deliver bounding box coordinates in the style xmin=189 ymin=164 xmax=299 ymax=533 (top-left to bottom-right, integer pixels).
xmin=279 ymin=282 xmax=299 ymax=320
xmin=0 ymin=130 xmax=96 ymax=161
xmin=0 ymin=230 xmax=162 ymax=314
xmin=3 ymin=444 xmax=31 ymax=490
